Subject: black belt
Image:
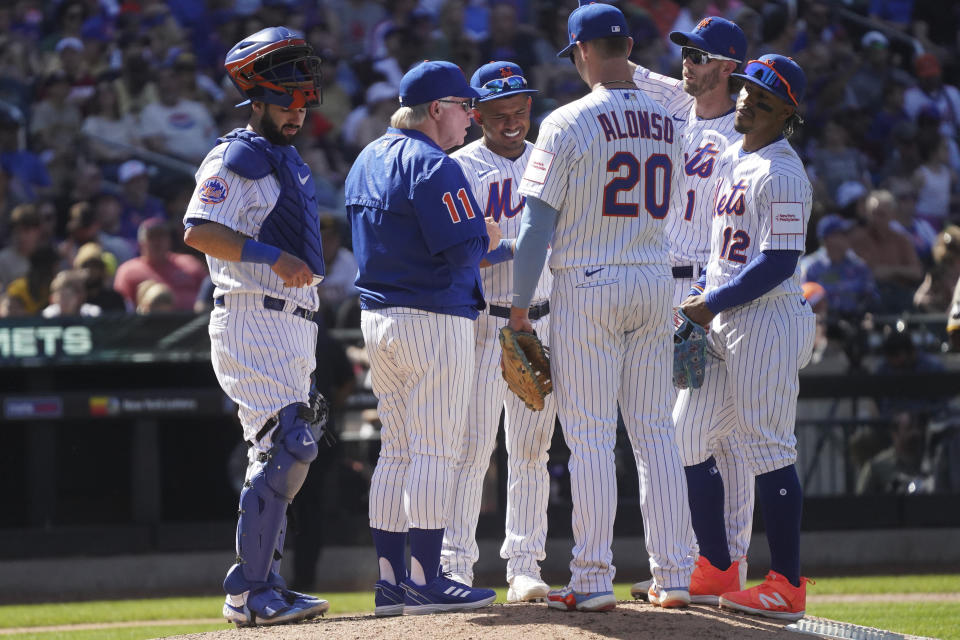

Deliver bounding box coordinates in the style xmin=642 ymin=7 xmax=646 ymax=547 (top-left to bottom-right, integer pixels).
xmin=214 ymin=295 xmax=315 ymax=322
xmin=672 ymin=265 xmax=704 ymax=279
xmin=488 ymin=301 xmax=550 ymax=321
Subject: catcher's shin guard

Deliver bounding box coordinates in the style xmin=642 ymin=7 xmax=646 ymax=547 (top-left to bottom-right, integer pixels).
xmin=226 ymin=403 xmax=319 ymax=593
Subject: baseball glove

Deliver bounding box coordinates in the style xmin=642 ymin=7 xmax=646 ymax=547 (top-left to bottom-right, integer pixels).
xmin=673 ymin=308 xmax=707 ymax=390
xmin=499 ymin=326 xmax=552 ymax=411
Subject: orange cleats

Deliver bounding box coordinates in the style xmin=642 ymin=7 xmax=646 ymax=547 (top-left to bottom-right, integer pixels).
xmin=719 ymin=571 xmax=812 ymax=622
xmin=690 ymin=556 xmax=741 ymax=605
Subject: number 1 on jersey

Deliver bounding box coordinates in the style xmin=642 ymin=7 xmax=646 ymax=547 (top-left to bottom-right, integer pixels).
xmin=443 ymin=188 xmax=477 ymax=223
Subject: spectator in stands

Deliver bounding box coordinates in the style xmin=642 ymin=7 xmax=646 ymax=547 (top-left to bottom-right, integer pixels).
xmin=135 ymin=279 xmax=176 ymax=314
xmin=42 ymin=268 xmax=101 ymax=318
xmin=58 ymin=201 xmax=102 ymax=270
xmin=849 ymin=189 xmax=924 ymax=313
xmin=372 ymin=25 xmax=423 ymax=90
xmin=801 ymin=214 xmax=880 ymax=320
xmin=479 ymin=1 xmax=538 ymax=76
xmin=0 ymin=292 xmax=27 ymax=318
xmin=73 ymin=242 xmax=126 ymax=314
xmin=812 ymin=115 xmax=873 ymax=214
xmin=912 ymin=134 xmax=956 ymax=232
xmin=5 ymin=245 xmax=59 ymax=315
xmin=116 ymin=159 xmax=166 ymax=242
xmin=139 ymin=65 xmax=217 ymax=164
xmin=888 ymin=181 xmax=938 ymax=265
xmin=52 ymin=36 xmax=96 ymax=105
xmin=914 ymin=225 xmax=960 ymax=312
xmin=113 ymin=217 xmax=207 ymax=312
xmin=856 ymin=411 xmax=932 ymax=495
xmin=903 ymin=53 xmax=960 ymax=141
xmin=0 ymin=204 xmax=44 ymax=289
xmin=350 ymin=82 xmax=400 ymax=152
xmin=845 ymin=31 xmax=895 ymax=113
xmin=875 ymin=327 xmax=947 ymax=417
xmin=29 ymin=71 xmax=82 ymax=161
xmin=80 ymin=76 xmax=141 ymax=170
xmin=317 ymin=215 xmax=360 ymax=329
xmin=0 ymin=101 xmax=52 ymax=202
xmin=863 ymin=80 xmax=910 ymax=171
xmin=90 ymin=191 xmax=137 ymax=264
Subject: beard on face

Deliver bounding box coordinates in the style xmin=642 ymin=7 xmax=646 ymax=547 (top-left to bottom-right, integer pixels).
xmin=260 ymin=107 xmax=297 ymax=145
xmin=685 ymin=65 xmax=722 ymax=98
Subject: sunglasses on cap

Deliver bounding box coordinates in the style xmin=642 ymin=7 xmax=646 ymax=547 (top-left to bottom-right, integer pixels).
xmin=741 ymin=59 xmax=799 ymax=105
xmin=482 ymin=75 xmax=528 ymax=93
xmin=437 ymin=98 xmax=474 ymax=113
xmin=681 ymin=47 xmax=739 ymax=65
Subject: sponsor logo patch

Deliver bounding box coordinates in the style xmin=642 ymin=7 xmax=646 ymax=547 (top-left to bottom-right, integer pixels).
xmin=198 ymin=176 xmax=229 ymax=205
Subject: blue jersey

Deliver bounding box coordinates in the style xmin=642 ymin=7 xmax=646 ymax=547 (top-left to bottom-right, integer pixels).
xmin=345 ymin=127 xmax=488 ymax=318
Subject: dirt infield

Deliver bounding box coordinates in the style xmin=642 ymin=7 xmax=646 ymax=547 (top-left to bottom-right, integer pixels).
xmin=159 ymin=601 xmax=858 ymax=640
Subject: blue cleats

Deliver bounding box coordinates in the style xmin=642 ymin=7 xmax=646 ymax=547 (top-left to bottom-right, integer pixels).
xmin=223 ymin=586 xmax=314 ymax=627
xmin=401 ymin=573 xmax=497 ymax=615
xmin=374 ymin=580 xmax=406 ymax=617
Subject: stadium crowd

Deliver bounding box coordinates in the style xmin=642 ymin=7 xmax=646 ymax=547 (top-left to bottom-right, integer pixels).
xmin=0 ymin=0 xmax=959 ymax=498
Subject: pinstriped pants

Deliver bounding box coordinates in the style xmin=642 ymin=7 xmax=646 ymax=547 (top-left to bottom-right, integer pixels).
xmin=363 ymin=308 xmax=476 ymax=532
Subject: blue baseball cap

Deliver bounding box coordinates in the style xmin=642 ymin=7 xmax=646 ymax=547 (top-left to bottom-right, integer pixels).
xmin=471 ymin=61 xmax=538 ymax=103
xmin=399 ymin=60 xmax=490 ymax=107
xmin=732 ymin=54 xmax=806 ymax=106
xmin=557 ymin=3 xmax=629 ymax=57
xmin=670 ymin=16 xmax=746 ymax=63
xmin=816 ymin=214 xmax=855 ymax=240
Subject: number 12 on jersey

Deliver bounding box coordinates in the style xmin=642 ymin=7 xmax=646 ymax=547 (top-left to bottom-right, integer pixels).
xmin=719 ymin=226 xmax=750 ymax=263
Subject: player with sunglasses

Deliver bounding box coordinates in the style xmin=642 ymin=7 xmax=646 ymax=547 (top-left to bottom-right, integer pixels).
xmin=627 ymin=16 xmax=757 ymax=606
xmin=674 ymin=53 xmax=816 ymax=622
xmin=440 ymin=60 xmax=556 ymax=604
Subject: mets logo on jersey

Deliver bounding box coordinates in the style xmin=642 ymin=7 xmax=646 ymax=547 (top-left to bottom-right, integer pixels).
xmin=198 ymin=177 xmax=229 ymax=205
xmin=715 ymin=179 xmax=748 ymax=216
xmin=684 ymin=143 xmax=720 ymax=178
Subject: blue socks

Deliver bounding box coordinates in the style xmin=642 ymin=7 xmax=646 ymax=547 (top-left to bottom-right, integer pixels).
xmin=409 ymin=528 xmax=444 ymax=584
xmin=684 ymin=456 xmax=731 ymax=570
xmin=756 ymin=465 xmax=802 ymax=587
xmin=371 ymin=528 xmax=407 ymax=585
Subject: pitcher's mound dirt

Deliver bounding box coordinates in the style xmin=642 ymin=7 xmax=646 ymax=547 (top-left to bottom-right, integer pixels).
xmin=165 ymin=600 xmax=816 ymax=640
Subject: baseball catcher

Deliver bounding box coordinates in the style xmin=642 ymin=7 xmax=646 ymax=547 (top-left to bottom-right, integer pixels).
xmin=673 ymin=308 xmax=707 ymax=389
xmin=499 ymin=326 xmax=552 ymax=411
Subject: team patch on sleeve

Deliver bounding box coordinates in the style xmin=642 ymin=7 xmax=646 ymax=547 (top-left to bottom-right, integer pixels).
xmin=198 ymin=176 xmax=229 ymax=205
xmin=771 ymin=202 xmax=803 ymax=236
xmin=522 ymin=147 xmax=554 ymax=185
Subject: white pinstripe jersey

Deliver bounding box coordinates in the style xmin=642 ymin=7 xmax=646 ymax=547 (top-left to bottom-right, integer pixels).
xmin=632 ymin=65 xmax=741 ymax=267
xmin=706 ymin=137 xmax=811 ymax=300
xmin=518 ymin=87 xmax=680 ymax=269
xmin=452 ymin=139 xmax=552 ymax=306
xmin=184 ymin=142 xmax=320 ymax=310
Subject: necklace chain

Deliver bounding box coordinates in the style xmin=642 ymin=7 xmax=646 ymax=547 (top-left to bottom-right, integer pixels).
xmin=598 ymin=80 xmax=634 ymax=87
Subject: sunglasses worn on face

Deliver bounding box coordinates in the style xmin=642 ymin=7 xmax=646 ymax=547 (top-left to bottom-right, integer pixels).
xmin=482 ymin=75 xmax=528 ymax=93
xmin=742 ymin=59 xmax=799 ymax=105
xmin=437 ymin=99 xmax=473 ymax=113
xmin=682 ymin=47 xmax=739 ymax=65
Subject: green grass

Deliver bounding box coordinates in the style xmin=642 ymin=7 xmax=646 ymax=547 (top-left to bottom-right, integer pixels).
xmin=807 ymin=601 xmax=960 ymax=640
xmin=0 ymin=575 xmax=956 ymax=640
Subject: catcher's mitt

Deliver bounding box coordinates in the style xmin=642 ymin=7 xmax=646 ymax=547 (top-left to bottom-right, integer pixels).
xmin=673 ymin=308 xmax=707 ymax=390
xmin=499 ymin=326 xmax=552 ymax=411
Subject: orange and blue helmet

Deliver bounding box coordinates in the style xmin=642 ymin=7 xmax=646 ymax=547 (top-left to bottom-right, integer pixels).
xmin=224 ymin=26 xmax=322 ymax=109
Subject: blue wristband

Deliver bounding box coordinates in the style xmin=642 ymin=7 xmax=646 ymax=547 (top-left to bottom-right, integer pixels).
xmin=484 ymin=239 xmax=515 ymax=265
xmin=240 ymin=239 xmax=282 ymax=265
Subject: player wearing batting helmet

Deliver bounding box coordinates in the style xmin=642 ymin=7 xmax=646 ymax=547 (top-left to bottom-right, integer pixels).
xmin=183 ymin=26 xmax=330 ymax=627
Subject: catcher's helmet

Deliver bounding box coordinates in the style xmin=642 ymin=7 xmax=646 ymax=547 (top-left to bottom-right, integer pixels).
xmin=224 ymin=26 xmax=322 ymax=109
